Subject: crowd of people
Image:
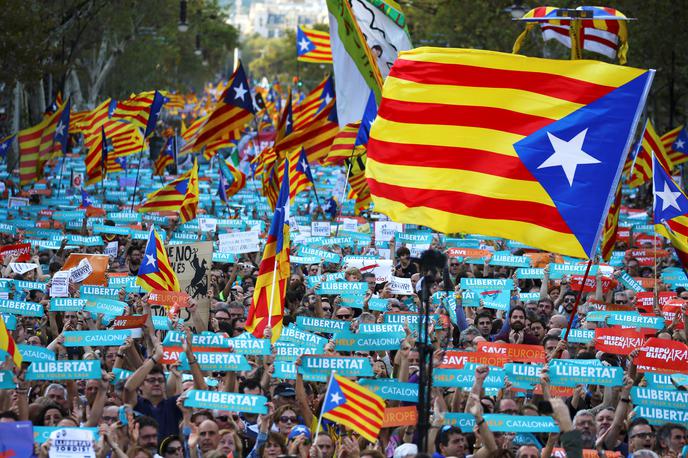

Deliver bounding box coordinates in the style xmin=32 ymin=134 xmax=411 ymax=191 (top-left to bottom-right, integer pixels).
xmin=0 ymin=161 xmax=686 ymax=458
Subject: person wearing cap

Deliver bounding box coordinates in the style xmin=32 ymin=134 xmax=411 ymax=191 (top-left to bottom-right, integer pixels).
xmin=272 ymin=382 xmax=297 ymax=408
xmin=287 ymin=424 xmax=312 ymax=457
xmin=394 ymin=443 xmax=418 ymax=458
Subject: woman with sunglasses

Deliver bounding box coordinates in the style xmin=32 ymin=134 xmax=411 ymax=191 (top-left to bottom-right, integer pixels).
xmin=159 ymin=436 xmax=184 ymax=458
xmin=273 ymin=405 xmax=301 ymax=436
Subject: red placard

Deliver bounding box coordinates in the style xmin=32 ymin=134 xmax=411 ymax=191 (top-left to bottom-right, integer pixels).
xmin=616 ymin=227 xmax=630 ymax=243
xmin=160 ymin=345 xmax=226 ymax=364
xmin=625 ymin=249 xmax=670 ymax=258
xmin=569 ymin=275 xmax=618 ymax=293
xmin=634 ymin=337 xmax=688 ymax=374
xmin=112 ymin=315 xmax=148 ymax=330
xmin=586 ymin=299 xmax=635 ymax=313
xmin=382 ymin=406 xmax=418 ymax=428
xmin=594 ymin=327 xmax=646 ymax=355
xmin=635 ymin=291 xmax=675 ymax=313
xmin=446 ymin=248 xmax=490 ymax=259
xmin=0 ymin=243 xmax=32 ymax=262
xmin=149 ymin=290 xmax=190 ymax=308
xmin=476 ymin=342 xmax=546 ymax=363
xmin=440 ymin=350 xmax=509 ymax=369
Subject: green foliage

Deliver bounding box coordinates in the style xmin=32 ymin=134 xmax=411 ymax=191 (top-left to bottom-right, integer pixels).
xmin=242 ymin=29 xmax=331 ymax=93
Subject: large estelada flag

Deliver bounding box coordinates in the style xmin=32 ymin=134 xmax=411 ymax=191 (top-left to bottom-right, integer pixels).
xmin=652 ymin=154 xmax=688 ymax=270
xmin=296 ymin=25 xmax=333 ymax=64
xmin=246 ymin=162 xmax=290 ymax=341
xmin=366 ymin=48 xmax=653 ymax=259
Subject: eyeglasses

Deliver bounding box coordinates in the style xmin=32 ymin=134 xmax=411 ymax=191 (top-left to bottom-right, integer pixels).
xmin=279 ymin=416 xmax=298 ymax=424
xmin=564 ymin=298 xmax=575 ymax=303
xmin=216 ymin=415 xmax=240 ymax=422
xmin=336 ymin=314 xmax=352 ymax=319
xmin=450 ymin=263 xmax=460 ymax=267
xmin=631 ymin=432 xmax=654 ymax=439
xmin=166 ymin=446 xmax=182 ymax=454
xmin=354 ymin=352 xmax=369 ymax=357
xmin=102 ymin=416 xmax=118 ymax=423
xmin=614 ymin=300 xmax=628 ymax=304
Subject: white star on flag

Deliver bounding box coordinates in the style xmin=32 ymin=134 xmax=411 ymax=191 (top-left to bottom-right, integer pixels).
xmin=145 ymin=254 xmax=157 ymax=267
xmin=655 ymin=181 xmax=683 ymax=211
xmin=330 ymin=392 xmax=342 ymax=405
xmin=233 ymin=83 xmax=248 ymax=101
xmin=55 ymin=122 xmax=66 ymax=137
xmin=676 ymin=139 xmax=686 ymax=150
xmin=298 ymin=38 xmax=310 ymax=52
xmin=300 ymin=159 xmax=309 ymax=171
xmin=538 ymin=129 xmax=600 ymax=186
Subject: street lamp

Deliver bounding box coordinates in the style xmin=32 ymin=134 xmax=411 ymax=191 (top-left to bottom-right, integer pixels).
xmin=178 ymin=0 xmax=189 ymax=32
xmin=504 ymin=0 xmax=528 ymax=19
xmin=195 ymin=33 xmax=203 ymax=56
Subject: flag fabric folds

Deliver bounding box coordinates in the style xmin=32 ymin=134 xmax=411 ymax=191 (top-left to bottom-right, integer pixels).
xmin=513 ymin=6 xmax=630 ymax=64
xmin=600 ymin=181 xmax=622 ymax=261
xmin=325 ymin=122 xmax=364 ymax=165
xmin=296 ymin=25 xmax=333 ymax=64
xmin=136 ymin=227 xmax=180 ymax=292
xmin=193 ymin=62 xmax=254 ymax=151
xmin=154 ymin=137 xmax=176 ymax=176
xmin=661 ymin=125 xmax=688 ymax=166
xmin=218 ymin=158 xmax=247 ymax=203
xmin=652 ymin=154 xmax=688 ymax=270
xmin=628 ymin=120 xmax=673 ymax=188
xmin=0 ymin=135 xmax=14 ymax=159
xmin=321 ymin=373 xmax=385 ymax=443
xmin=18 ymin=99 xmax=70 ymax=185
xmin=366 ymin=48 xmax=653 ymax=259
xmin=138 ymin=160 xmax=199 ymax=223
xmin=0 ymin=315 xmax=21 ymax=367
xmin=246 ymin=163 xmax=290 ymax=341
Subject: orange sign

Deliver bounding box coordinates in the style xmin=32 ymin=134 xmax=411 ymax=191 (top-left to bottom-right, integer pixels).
xmin=112 ymin=315 xmax=148 ymax=330
xmin=446 ymin=248 xmax=490 ymax=259
xmin=382 ymin=406 xmax=418 ymax=428
xmin=476 ymin=342 xmax=546 ymax=363
xmin=440 ymin=350 xmax=509 ymax=369
xmin=149 ymin=290 xmax=190 ymax=307
xmin=61 ymin=253 xmax=110 ymax=286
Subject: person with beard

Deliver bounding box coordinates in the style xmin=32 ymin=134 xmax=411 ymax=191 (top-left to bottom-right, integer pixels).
xmin=492 ymin=306 xmax=539 ymax=344
xmin=126 ymin=245 xmax=143 ymax=275
xmin=572 ymin=410 xmax=597 ymax=449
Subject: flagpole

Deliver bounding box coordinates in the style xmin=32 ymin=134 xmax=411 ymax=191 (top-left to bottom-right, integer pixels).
xmin=314 ymin=371 xmax=335 ymax=440
xmin=310 ymin=185 xmax=321 ymax=209
xmin=130 ymin=136 xmax=147 ymax=212
xmin=56 ymin=155 xmax=67 ymax=199
xmin=334 ymin=153 xmax=354 ymax=237
xmin=563 ymin=258 xmax=593 ymax=341
xmin=267 ymin=257 xmax=280 ymax=326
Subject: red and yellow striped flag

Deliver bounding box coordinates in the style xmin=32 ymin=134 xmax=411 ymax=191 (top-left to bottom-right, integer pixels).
xmin=325 ymin=122 xmax=365 ymax=165
xmin=600 ymin=181 xmax=622 ymax=261
xmin=661 ymin=125 xmax=688 ymax=166
xmin=0 ymin=315 xmax=21 ymax=367
xmin=274 ymin=100 xmax=339 ymax=164
xmin=297 ymin=26 xmax=333 ymax=64
xmin=366 ymin=48 xmax=652 ymax=259
xmin=322 ymin=373 xmax=384 ymax=443
xmin=293 ymin=76 xmax=334 ymax=131
xmin=629 ymin=120 xmax=673 ymax=188
xmin=139 ymin=160 xmax=199 ymax=223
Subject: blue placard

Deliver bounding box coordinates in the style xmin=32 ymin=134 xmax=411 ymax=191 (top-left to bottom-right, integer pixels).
xmin=0 ymin=299 xmax=43 ymax=317
xmin=26 ymin=360 xmax=102 ymax=380
xmin=633 ymin=405 xmax=688 ymax=425
xmin=295 ymin=316 xmax=349 ymax=334
xmin=279 ymin=325 xmax=328 ymax=348
xmin=63 ymin=330 xmax=132 ymax=347
xmin=549 ymin=361 xmax=623 ymax=387
xmin=49 ymin=298 xmax=86 ymax=312
xmin=184 ymin=390 xmax=268 ymax=414
xmin=334 ymin=330 xmax=403 ymax=351
xmin=358 ymin=378 xmax=418 ymax=402
xmin=607 ymin=312 xmax=664 ymax=329
xmin=632 ymin=387 xmax=688 ymax=411
xmin=33 ymin=426 xmax=100 ymax=445
xmin=297 ymin=246 xmax=341 ymax=264
xmin=178 ymin=352 xmax=251 ymax=372
xmin=299 ymin=355 xmax=373 ymax=377
xmin=17 ymin=345 xmax=55 ymax=363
